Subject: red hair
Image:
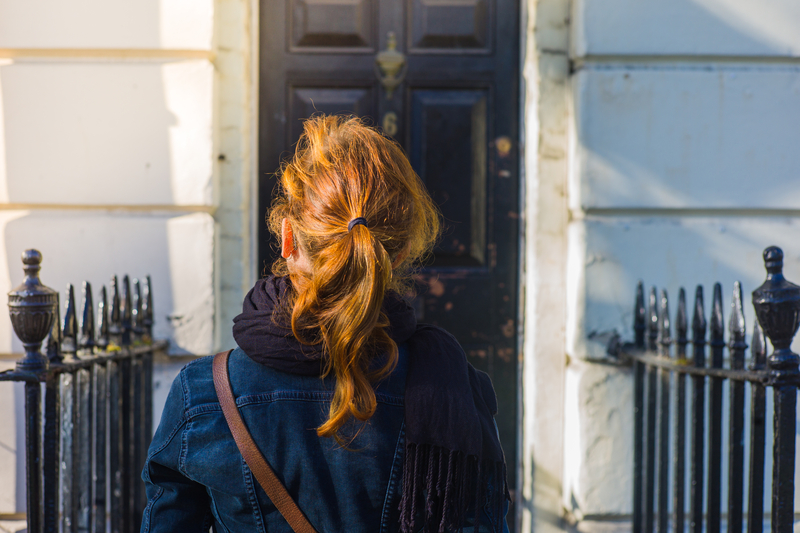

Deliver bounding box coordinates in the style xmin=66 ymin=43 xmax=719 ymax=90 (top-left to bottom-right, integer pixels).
xmin=269 ymin=115 xmax=440 ymax=442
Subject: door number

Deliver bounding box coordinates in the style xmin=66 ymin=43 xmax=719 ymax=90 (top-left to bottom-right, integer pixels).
xmin=383 ymin=112 xmax=398 ymax=136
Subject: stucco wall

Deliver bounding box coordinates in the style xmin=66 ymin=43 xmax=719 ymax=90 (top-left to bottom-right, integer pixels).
xmin=0 ymin=0 xmax=255 ymax=516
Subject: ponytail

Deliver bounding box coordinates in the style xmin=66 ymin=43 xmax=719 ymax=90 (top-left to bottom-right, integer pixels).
xmin=269 ymin=115 xmax=440 ymax=442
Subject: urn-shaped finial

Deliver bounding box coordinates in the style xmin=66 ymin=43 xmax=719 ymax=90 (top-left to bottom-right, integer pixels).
xmin=752 ymin=246 xmax=800 ymax=370
xmin=8 ymin=250 xmax=58 ymax=372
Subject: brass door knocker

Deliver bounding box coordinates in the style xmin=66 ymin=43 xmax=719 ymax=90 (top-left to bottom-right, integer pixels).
xmin=375 ymin=32 xmax=407 ymax=100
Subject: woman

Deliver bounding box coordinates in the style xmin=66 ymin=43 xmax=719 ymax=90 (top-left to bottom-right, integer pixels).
xmin=141 ymin=115 xmax=510 ymax=532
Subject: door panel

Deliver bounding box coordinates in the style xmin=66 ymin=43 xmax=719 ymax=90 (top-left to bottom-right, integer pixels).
xmin=408 ymin=0 xmax=492 ymax=52
xmin=289 ymin=0 xmax=377 ymax=51
xmin=409 ymin=89 xmax=487 ymax=266
xmin=259 ymin=0 xmax=519 ymax=522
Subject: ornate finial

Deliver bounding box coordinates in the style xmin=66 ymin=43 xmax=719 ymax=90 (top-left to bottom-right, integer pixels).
xmin=61 ymin=284 xmax=78 ymax=359
xmin=79 ymin=281 xmax=95 ymax=354
xmin=658 ymin=289 xmax=671 ymax=352
xmin=96 ymin=286 xmax=109 ymax=350
xmin=120 ymin=275 xmax=132 ymax=346
xmin=763 ymin=246 xmax=783 ymax=277
xmin=647 ymin=286 xmax=659 ymax=350
xmin=752 ymin=246 xmax=800 ymax=371
xmin=634 ymin=281 xmax=646 ymax=348
xmin=8 ymin=249 xmax=58 ymax=372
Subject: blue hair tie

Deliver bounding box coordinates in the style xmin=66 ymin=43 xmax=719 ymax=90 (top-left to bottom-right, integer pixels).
xmin=348 ymin=217 xmax=368 ymax=232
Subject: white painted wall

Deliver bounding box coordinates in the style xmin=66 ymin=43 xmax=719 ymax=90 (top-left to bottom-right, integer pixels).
xmin=564 ymin=0 xmax=800 ymax=526
xmin=0 ymin=0 xmax=256 ymax=516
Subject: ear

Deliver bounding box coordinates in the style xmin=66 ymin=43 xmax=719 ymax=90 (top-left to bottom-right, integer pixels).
xmin=281 ymin=218 xmax=295 ymax=259
xmin=391 ymin=244 xmax=410 ymax=269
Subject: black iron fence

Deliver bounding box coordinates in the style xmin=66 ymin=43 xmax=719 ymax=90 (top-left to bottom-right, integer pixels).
xmin=609 ymin=245 xmax=800 ymax=533
xmin=0 ymin=249 xmax=167 ymax=533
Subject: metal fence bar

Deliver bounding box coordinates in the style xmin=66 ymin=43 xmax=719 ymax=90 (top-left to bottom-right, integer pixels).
xmin=61 ymin=372 xmax=75 ymax=532
xmin=656 ymin=291 xmax=671 ymax=533
xmin=644 ymin=287 xmax=659 ymax=533
xmin=26 ymin=381 xmax=43 ymax=533
xmin=633 ymin=282 xmax=646 ymax=533
xmin=728 ymin=282 xmax=747 ymax=533
xmin=93 ymin=362 xmax=107 ymax=533
xmin=747 ymin=321 xmax=766 ymax=533
xmin=77 ymin=367 xmax=92 ymax=532
xmin=43 ymin=372 xmax=61 ymax=533
xmin=689 ymin=286 xmax=706 ymax=533
xmin=109 ymin=360 xmax=122 ymax=533
xmin=706 ymin=283 xmax=724 ymax=533
xmin=673 ymin=288 xmax=688 ymax=533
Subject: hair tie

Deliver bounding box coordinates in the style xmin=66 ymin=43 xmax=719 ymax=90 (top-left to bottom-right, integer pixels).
xmin=348 ymin=217 xmax=368 ymax=232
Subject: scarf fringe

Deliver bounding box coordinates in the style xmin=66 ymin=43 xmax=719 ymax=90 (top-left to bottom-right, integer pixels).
xmin=399 ymin=443 xmax=508 ymax=533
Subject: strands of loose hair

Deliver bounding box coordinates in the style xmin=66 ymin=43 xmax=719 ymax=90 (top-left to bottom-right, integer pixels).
xmin=268 ymin=114 xmax=440 ymax=444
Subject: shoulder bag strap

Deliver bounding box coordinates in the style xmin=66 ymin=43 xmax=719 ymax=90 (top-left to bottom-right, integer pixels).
xmin=213 ymin=350 xmax=318 ymax=533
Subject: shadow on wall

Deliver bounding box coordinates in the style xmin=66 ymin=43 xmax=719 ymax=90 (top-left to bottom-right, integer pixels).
xmin=578 ymin=0 xmax=800 ymax=55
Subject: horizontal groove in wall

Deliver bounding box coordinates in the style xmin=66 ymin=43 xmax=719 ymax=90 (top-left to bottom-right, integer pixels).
xmin=0 ymin=203 xmax=216 ymax=214
xmin=572 ymin=54 xmax=800 ymax=70
xmin=0 ymin=48 xmax=214 ymax=62
xmin=574 ymin=207 xmax=800 ymax=219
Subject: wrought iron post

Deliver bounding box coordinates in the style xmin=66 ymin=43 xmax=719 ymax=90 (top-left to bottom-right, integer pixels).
xmin=752 ymin=246 xmax=800 ymax=533
xmin=7 ymin=250 xmax=59 ymax=533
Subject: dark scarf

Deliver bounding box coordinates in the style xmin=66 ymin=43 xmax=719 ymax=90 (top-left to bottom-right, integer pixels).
xmin=232 ymin=276 xmax=509 ymax=532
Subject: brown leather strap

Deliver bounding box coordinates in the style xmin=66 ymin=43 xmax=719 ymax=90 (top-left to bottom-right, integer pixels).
xmin=213 ymin=350 xmax=318 ymax=533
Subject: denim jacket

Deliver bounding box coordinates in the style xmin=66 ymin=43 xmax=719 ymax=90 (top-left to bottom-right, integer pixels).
xmin=141 ymin=346 xmax=509 ymax=532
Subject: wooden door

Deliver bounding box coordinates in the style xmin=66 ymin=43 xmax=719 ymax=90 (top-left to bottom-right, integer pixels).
xmin=258 ymin=0 xmax=520 ymax=513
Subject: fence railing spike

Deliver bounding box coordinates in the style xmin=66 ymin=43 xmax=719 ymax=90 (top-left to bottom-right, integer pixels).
xmin=676 ymin=288 xmax=688 ymax=350
xmin=46 ymin=292 xmax=63 ymax=364
xmin=62 ymin=284 xmax=78 ymax=358
xmin=648 ymin=286 xmax=659 ymax=351
xmin=79 ymin=281 xmax=95 ymax=354
xmin=143 ymin=275 xmax=153 ymax=339
xmin=635 ymin=281 xmax=646 ymax=349
xmin=729 ymin=281 xmax=746 ymax=347
xmin=120 ymin=275 xmax=132 ymax=346
xmin=109 ymin=275 xmax=122 ymax=346
xmin=710 ymin=282 xmax=725 ymax=343
xmin=96 ymin=286 xmax=109 ymax=350
xmin=132 ymin=278 xmax=143 ymax=339
xmin=692 ymin=285 xmax=707 ymax=345
xmin=659 ymin=289 xmax=671 ymax=350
